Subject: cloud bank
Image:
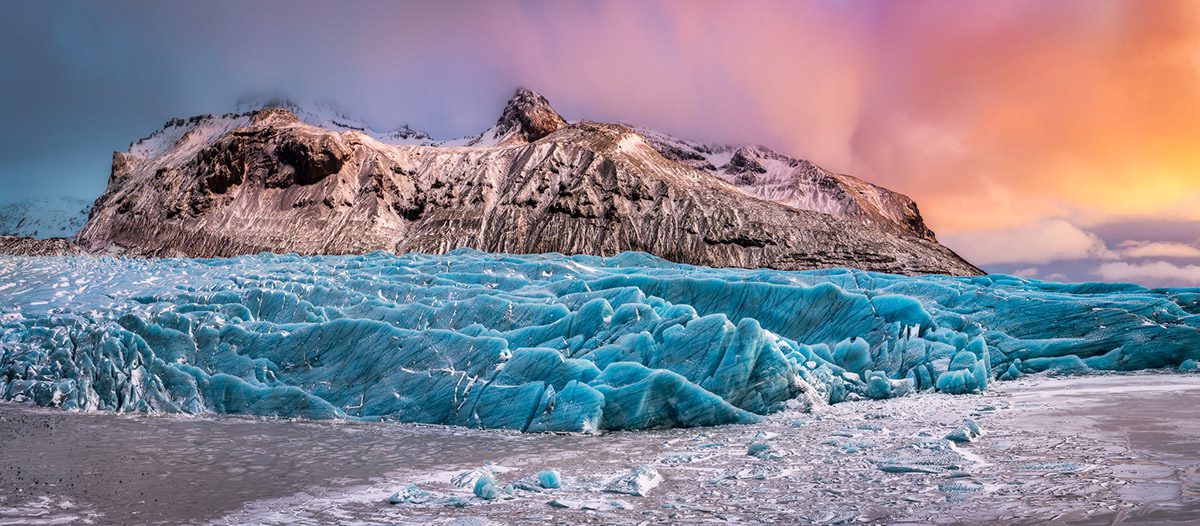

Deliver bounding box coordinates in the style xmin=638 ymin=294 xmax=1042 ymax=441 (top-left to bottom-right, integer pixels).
xmin=942 ymin=220 xmax=1116 ymax=265
xmin=1117 ymin=241 xmax=1200 ymax=259
xmin=1095 ymin=261 xmax=1200 ymax=284
xmin=971 ymin=220 xmax=1200 ymax=286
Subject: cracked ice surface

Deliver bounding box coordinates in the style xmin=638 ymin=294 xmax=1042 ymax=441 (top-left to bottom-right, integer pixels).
xmin=1 ymin=250 xmax=1198 ymax=431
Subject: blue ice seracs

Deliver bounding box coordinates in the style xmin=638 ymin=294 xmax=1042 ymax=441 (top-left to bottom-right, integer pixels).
xmin=1 ymin=250 xmax=1197 ymax=431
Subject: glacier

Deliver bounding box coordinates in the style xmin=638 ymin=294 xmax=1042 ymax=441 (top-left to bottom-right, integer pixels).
xmin=0 ymin=250 xmax=1197 ymax=432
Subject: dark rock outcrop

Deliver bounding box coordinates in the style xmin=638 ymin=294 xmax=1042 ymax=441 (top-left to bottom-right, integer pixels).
xmin=491 ymin=87 xmax=567 ymax=144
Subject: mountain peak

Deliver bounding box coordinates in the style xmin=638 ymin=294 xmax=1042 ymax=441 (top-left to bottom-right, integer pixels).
xmin=492 ymin=87 xmax=566 ymax=143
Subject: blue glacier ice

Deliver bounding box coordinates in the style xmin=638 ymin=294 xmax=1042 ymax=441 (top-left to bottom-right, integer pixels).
xmin=537 ymin=469 xmax=562 ymax=489
xmin=1 ymin=250 xmax=1198 ymax=432
xmin=473 ymin=476 xmax=499 ymax=500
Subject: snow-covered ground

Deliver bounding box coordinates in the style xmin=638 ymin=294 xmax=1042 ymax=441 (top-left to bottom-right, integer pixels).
xmin=1 ymin=372 xmax=1196 ymax=525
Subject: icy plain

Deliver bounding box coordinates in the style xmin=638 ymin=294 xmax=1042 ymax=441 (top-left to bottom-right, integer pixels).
xmin=1 ymin=250 xmax=1198 ymax=432
xmin=2 ymin=373 xmax=1198 ymax=525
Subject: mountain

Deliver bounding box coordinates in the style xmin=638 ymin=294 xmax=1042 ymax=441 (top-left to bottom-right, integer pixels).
xmin=0 ymin=196 xmax=91 ymax=239
xmin=70 ymin=88 xmax=979 ymax=275
xmin=636 ymin=129 xmax=936 ymax=240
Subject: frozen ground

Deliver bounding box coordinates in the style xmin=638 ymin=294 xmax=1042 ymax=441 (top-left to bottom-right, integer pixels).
xmin=1 ymin=372 xmax=1197 ymax=525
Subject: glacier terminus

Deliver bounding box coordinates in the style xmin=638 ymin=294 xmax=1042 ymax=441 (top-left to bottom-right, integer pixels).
xmin=2 ymin=250 xmax=1196 ymax=432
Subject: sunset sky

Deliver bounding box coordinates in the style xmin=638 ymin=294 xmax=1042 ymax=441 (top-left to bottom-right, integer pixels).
xmin=1 ymin=0 xmax=1198 ymax=285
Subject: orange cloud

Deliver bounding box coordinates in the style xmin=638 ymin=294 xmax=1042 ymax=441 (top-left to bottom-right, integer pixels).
xmin=470 ymin=1 xmax=1200 ymax=236
xmin=846 ymin=1 xmax=1200 ymax=233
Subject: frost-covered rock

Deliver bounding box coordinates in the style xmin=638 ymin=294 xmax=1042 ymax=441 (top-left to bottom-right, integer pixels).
xmin=747 ymin=442 xmax=772 ymax=458
xmin=0 ymin=251 xmax=1197 ymax=431
xmin=452 ymin=467 xmax=499 ymax=489
xmin=875 ymin=439 xmax=970 ymax=475
xmin=603 ymin=465 xmax=663 ymax=497
xmin=547 ymin=498 xmax=632 ymax=511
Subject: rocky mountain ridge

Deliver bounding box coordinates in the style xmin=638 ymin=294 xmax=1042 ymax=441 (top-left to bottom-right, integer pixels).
xmin=12 ymin=88 xmax=980 ymax=275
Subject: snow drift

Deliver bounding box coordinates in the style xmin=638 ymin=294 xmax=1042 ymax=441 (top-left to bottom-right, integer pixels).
xmin=1 ymin=251 xmax=1196 ymax=432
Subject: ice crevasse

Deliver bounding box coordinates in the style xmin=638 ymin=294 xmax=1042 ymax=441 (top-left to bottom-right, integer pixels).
xmin=1 ymin=250 xmax=1197 ymax=432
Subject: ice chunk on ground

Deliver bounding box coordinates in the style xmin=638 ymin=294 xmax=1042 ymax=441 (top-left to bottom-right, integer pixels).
xmin=436 ymin=496 xmax=471 ymax=507
xmin=0 ymin=251 xmax=1197 ymax=431
xmin=536 ymin=470 xmax=560 ymax=489
xmin=473 ymin=476 xmax=499 ymax=500
xmin=604 ymin=465 xmax=663 ymax=496
xmin=866 ymin=372 xmax=915 ymax=400
xmin=387 ymin=484 xmax=431 ymax=504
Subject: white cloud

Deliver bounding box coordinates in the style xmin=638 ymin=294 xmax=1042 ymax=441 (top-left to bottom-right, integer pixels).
xmin=1011 ymin=267 xmax=1040 ymax=278
xmin=1009 ymin=267 xmax=1071 ymax=282
xmin=1116 ymin=240 xmax=1200 ymax=259
xmin=1094 ymin=261 xmax=1200 ymax=285
xmin=942 ymin=219 xmax=1117 ymax=265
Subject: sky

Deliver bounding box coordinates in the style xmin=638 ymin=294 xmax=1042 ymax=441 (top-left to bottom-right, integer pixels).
xmin=1 ymin=0 xmax=1197 ymax=286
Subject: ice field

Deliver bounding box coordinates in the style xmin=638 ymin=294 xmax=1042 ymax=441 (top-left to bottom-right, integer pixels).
xmin=1 ymin=250 xmax=1198 ymax=431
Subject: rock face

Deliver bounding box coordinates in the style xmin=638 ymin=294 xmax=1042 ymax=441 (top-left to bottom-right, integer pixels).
xmin=75 ymin=89 xmax=981 ymax=275
xmin=489 ymin=87 xmax=568 ymax=144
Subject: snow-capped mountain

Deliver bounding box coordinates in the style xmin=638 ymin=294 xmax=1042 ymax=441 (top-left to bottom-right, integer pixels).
xmin=202 ymin=90 xmax=941 ymax=244
xmin=69 ymin=88 xmax=978 ymax=275
xmin=0 ymin=196 xmax=92 ymax=239
xmin=637 ymin=129 xmax=936 ymax=240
